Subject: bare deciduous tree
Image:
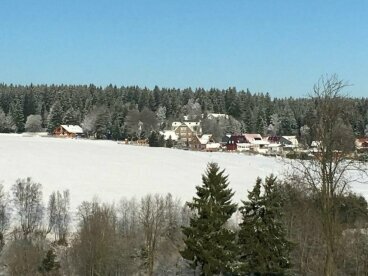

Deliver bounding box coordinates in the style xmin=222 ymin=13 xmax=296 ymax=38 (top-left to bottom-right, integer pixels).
xmin=4 ymin=239 xmax=45 ymax=275
xmin=139 ymin=194 xmax=167 ymax=276
xmin=290 ymin=75 xmax=368 ymax=275
xmin=71 ymin=200 xmax=122 ymax=275
xmin=0 ymin=184 xmax=10 ymax=251
xmin=12 ymin=178 xmax=44 ymax=240
xmin=47 ymin=190 xmax=70 ymax=244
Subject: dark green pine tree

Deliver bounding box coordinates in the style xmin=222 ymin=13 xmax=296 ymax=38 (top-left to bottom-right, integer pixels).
xmin=148 ymin=131 xmax=159 ymax=147
xmin=166 ymin=135 xmax=174 ymax=148
xmin=158 ymin=133 xmax=166 ymax=147
xmin=181 ymin=163 xmax=238 ymax=275
xmin=39 ymin=248 xmax=60 ymax=273
xmin=47 ymin=101 xmax=63 ymax=133
xmin=10 ymin=98 xmax=25 ymax=133
xmin=237 ymin=175 xmax=292 ymax=275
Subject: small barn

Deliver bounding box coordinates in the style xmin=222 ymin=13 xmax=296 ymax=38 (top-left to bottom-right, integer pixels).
xmin=54 ymin=125 xmax=84 ymax=138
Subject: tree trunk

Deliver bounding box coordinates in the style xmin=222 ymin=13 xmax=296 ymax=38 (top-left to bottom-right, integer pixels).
xmin=324 ymin=242 xmax=334 ymax=276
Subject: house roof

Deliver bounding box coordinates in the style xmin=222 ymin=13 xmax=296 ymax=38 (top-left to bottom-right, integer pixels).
xmin=281 ymin=136 xmax=299 ymax=146
xmin=267 ymin=136 xmax=281 ymax=143
xmin=207 ymin=113 xmax=229 ymax=119
xmin=172 ymin=121 xmax=201 ymax=132
xmin=172 ymin=122 xmax=182 ymax=129
xmin=356 ymin=138 xmax=368 ymax=143
xmin=198 ymin=134 xmax=212 ymax=144
xmin=243 ymin=133 xmax=263 ymax=142
xmin=160 ymin=130 xmax=178 ymax=141
xmin=61 ymin=125 xmax=83 ymax=134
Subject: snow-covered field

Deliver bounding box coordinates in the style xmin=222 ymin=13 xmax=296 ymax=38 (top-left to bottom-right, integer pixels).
xmin=0 ymin=134 xmax=367 ymax=211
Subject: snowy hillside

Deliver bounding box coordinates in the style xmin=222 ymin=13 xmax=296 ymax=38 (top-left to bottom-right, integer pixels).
xmin=0 ymin=134 xmax=367 ymax=210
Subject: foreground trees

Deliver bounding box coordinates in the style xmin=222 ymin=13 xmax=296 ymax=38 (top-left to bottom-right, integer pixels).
xmin=0 ymin=159 xmax=367 ymax=274
xmin=291 ymin=75 xmax=368 ymax=275
xmin=181 ymin=163 xmax=238 ymax=275
xmin=238 ymin=176 xmax=291 ymax=274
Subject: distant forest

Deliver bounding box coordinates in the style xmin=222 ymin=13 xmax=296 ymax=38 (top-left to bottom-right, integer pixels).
xmin=0 ymin=83 xmax=367 ymax=140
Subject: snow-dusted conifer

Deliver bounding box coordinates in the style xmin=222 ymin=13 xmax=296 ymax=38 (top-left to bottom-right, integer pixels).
xmin=237 ymin=175 xmax=291 ymax=274
xmin=47 ymin=101 xmax=63 ymax=133
xmin=181 ymin=163 xmax=237 ymax=275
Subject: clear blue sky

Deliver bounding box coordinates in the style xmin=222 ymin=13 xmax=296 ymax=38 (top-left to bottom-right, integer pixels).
xmin=1 ymin=1 xmax=367 ymax=97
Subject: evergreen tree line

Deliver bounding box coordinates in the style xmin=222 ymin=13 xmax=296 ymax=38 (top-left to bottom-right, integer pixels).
xmin=0 ymin=84 xmax=367 ymax=140
xmin=0 ymin=164 xmax=367 ymax=275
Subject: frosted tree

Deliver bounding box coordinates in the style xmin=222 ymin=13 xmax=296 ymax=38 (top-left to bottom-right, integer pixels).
xmin=82 ymin=108 xmax=98 ymax=137
xmin=156 ymin=106 xmax=166 ymax=130
xmin=47 ymin=101 xmax=63 ymax=133
xmin=0 ymin=108 xmax=15 ymax=132
xmin=269 ymin=113 xmax=281 ymax=135
xmin=25 ymin=114 xmax=42 ymax=132
xmin=10 ymin=98 xmax=24 ymax=133
xmin=183 ymin=99 xmax=202 ymax=121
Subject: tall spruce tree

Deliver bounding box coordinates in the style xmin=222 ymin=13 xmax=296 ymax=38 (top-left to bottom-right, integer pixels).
xmin=47 ymin=101 xmax=63 ymax=133
xmin=181 ymin=163 xmax=237 ymax=275
xmin=10 ymin=98 xmax=25 ymax=133
xmin=237 ymin=175 xmax=291 ymax=275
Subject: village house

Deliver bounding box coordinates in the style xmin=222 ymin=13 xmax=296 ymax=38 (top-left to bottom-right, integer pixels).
xmin=53 ymin=125 xmax=84 ymax=138
xmin=266 ymin=136 xmax=299 ymax=153
xmin=266 ymin=136 xmax=282 ymax=153
xmin=355 ymin=137 xmax=368 ymax=152
xmin=280 ymin=136 xmax=299 ymax=150
xmin=171 ymin=121 xmax=202 ymax=144
xmin=226 ymin=134 xmax=248 ymax=151
xmin=242 ymin=134 xmax=269 ymax=153
xmin=190 ymin=134 xmax=219 ymax=151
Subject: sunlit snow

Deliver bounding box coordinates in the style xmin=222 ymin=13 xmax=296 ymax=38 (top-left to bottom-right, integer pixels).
xmin=0 ymin=134 xmax=367 ymax=211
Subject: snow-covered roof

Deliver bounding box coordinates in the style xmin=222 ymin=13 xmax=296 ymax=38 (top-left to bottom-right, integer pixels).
xmin=172 ymin=122 xmax=182 ymax=129
xmin=160 ymin=130 xmax=178 ymax=141
xmin=282 ymin=136 xmax=299 ymax=146
xmin=185 ymin=122 xmax=200 ymax=128
xmin=243 ymin=133 xmax=263 ymax=143
xmin=198 ymin=134 xmax=212 ymax=144
xmin=172 ymin=121 xmax=201 ymax=132
xmin=207 ymin=113 xmax=229 ymax=119
xmin=61 ymin=125 xmax=83 ymax=134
